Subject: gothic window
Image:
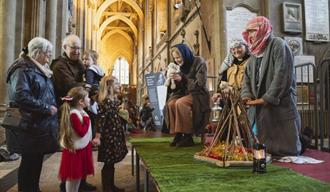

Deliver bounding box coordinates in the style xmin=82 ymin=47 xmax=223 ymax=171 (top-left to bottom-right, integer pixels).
xmin=112 ymin=57 xmax=129 ymax=85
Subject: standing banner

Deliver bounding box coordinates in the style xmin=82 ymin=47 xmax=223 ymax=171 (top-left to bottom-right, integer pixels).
xmin=145 ymin=72 xmax=167 ymax=129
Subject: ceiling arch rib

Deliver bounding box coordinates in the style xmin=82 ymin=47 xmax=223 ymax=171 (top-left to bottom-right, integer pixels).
xmin=101 ymin=49 xmax=133 ymax=73
xmin=102 ymin=29 xmax=133 ymax=44
xmin=109 ymin=49 xmax=133 ymax=65
xmin=95 ymin=0 xmax=143 ymax=27
xmin=97 ymin=15 xmax=138 ymax=41
xmin=105 ymin=49 xmax=133 ymax=69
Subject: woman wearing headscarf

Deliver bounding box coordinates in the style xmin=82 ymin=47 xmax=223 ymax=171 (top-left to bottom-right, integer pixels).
xmin=165 ymin=43 xmax=210 ymax=147
xmin=212 ymin=39 xmax=250 ymax=102
xmin=6 ymin=37 xmax=58 ymax=192
xmin=241 ymin=16 xmax=301 ymax=156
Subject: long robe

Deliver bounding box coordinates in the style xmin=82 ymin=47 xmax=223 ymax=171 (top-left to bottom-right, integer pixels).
xmin=165 ymin=56 xmax=210 ymax=135
xmin=241 ymin=36 xmax=301 ymax=156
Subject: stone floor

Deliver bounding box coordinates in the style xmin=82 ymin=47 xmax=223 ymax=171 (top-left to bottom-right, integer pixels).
xmin=3 ymin=144 xmax=157 ymax=192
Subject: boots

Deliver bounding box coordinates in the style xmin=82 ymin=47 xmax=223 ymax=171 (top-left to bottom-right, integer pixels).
xmin=176 ymin=134 xmax=194 ymax=147
xmin=101 ymin=165 xmax=112 ymax=192
xmin=170 ymin=133 xmax=183 ymax=146
xmin=102 ymin=164 xmax=125 ymax=192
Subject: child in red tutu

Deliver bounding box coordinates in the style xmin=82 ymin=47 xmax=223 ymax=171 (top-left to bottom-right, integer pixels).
xmin=58 ymin=87 xmax=94 ymax=192
xmin=93 ymin=75 xmax=128 ymax=192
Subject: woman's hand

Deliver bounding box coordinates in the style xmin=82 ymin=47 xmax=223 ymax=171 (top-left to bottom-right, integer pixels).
xmin=171 ymin=73 xmax=182 ymax=82
xmin=212 ymin=93 xmax=221 ymax=102
xmin=245 ymin=98 xmax=265 ymax=106
xmin=50 ymin=105 xmax=57 ymax=115
xmin=242 ymin=97 xmax=252 ymax=105
xmin=221 ymin=86 xmax=233 ymax=98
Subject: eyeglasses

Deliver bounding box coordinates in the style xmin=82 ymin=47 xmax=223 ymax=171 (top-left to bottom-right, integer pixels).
xmin=67 ymin=45 xmax=81 ymax=50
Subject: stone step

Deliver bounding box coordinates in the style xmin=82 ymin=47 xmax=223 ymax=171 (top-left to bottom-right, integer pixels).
xmin=0 ymin=157 xmax=20 ymax=192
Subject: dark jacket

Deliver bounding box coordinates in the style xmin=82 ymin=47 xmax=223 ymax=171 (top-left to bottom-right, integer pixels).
xmin=50 ymin=53 xmax=85 ymax=105
xmin=85 ymin=65 xmax=104 ymax=89
xmin=6 ymin=57 xmax=59 ymax=154
xmin=186 ymin=56 xmax=210 ymax=134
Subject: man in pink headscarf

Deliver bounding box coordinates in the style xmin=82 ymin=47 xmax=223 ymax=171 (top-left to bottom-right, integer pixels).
xmin=240 ymin=16 xmax=302 ymax=157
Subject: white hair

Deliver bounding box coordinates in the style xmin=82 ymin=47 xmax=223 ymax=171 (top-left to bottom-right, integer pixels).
xmin=62 ymin=34 xmax=81 ymax=49
xmin=27 ymin=37 xmax=53 ymax=59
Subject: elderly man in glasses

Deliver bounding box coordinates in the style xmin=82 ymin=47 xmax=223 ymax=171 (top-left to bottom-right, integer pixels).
xmin=51 ymin=34 xmax=91 ymax=106
xmin=50 ymin=34 xmax=95 ymax=192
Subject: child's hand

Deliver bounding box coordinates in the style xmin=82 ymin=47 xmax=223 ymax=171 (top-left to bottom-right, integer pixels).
xmin=92 ymin=133 xmax=101 ymax=146
xmin=92 ymin=137 xmax=101 ymax=146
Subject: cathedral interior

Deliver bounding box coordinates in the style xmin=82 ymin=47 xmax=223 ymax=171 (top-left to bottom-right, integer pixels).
xmin=0 ymin=0 xmax=330 ymax=191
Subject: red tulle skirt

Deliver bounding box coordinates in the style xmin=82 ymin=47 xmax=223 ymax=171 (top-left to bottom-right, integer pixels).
xmin=58 ymin=142 xmax=94 ymax=180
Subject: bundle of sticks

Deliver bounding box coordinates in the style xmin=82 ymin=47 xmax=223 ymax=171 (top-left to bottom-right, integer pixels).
xmin=199 ymin=88 xmax=259 ymax=163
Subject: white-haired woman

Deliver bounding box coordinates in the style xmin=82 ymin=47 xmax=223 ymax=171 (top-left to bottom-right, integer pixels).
xmin=6 ymin=37 xmax=59 ymax=192
xmin=212 ymin=39 xmax=250 ymax=102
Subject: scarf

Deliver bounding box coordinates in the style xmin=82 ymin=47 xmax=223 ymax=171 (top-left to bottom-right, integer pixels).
xmin=173 ymin=44 xmax=195 ymax=74
xmin=242 ymin=16 xmax=272 ymax=56
xmin=30 ymin=57 xmax=53 ymax=78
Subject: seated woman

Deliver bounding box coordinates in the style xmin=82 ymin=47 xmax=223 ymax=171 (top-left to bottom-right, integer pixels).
xmin=165 ymin=43 xmax=210 ymax=147
xmin=212 ymin=39 xmax=250 ymax=102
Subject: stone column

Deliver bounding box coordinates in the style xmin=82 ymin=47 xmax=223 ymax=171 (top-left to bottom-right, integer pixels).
xmin=0 ymin=0 xmax=17 ymax=144
xmin=38 ymin=0 xmax=46 ymax=37
xmin=55 ymin=0 xmax=69 ymax=57
xmin=79 ymin=0 xmax=85 ymax=47
xmin=0 ymin=0 xmax=17 ymax=104
xmin=85 ymin=0 xmax=92 ymax=50
xmin=14 ymin=0 xmax=25 ymax=57
xmin=92 ymin=6 xmax=97 ymax=50
xmin=46 ymin=0 xmax=57 ymax=58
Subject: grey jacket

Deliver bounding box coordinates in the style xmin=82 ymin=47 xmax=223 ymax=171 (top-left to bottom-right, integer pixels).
xmin=241 ymin=36 xmax=301 ymax=156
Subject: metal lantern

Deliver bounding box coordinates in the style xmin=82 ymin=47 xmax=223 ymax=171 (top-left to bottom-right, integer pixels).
xmin=211 ymin=101 xmax=222 ymax=122
xmin=253 ymin=143 xmax=267 ymax=173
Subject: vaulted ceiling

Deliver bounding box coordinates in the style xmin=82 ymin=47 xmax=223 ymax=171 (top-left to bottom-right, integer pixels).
xmin=90 ymin=0 xmax=144 ymax=74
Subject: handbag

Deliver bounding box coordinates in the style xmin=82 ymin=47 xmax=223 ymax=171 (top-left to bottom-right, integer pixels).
xmin=1 ymin=107 xmax=24 ymax=131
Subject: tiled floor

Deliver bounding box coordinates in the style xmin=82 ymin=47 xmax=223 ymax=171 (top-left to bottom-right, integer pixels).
xmin=4 ymin=144 xmax=156 ymax=192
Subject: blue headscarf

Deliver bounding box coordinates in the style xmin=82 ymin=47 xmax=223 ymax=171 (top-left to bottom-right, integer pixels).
xmin=173 ymin=44 xmax=194 ymax=74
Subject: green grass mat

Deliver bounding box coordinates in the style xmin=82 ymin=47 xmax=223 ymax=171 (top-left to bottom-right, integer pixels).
xmin=130 ymin=137 xmax=330 ymax=192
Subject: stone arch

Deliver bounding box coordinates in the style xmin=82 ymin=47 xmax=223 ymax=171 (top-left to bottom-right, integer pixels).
xmin=102 ymin=29 xmax=133 ymax=45
xmin=95 ymin=0 xmax=143 ymax=27
xmin=97 ymin=15 xmax=138 ymax=40
xmin=102 ymin=49 xmax=133 ymax=73
xmin=110 ymin=49 xmax=133 ymax=64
